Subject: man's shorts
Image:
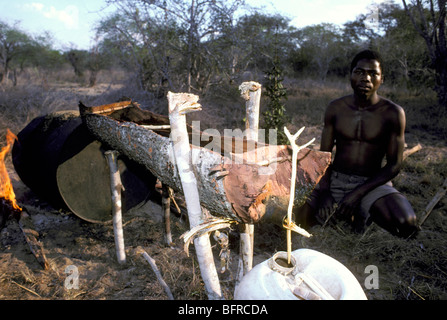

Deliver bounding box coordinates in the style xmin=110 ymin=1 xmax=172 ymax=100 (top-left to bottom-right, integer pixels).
xmin=308 ymin=170 xmax=400 ymax=221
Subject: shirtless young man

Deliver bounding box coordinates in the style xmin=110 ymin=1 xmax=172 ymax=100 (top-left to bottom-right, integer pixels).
xmin=300 ymin=49 xmax=418 ymax=238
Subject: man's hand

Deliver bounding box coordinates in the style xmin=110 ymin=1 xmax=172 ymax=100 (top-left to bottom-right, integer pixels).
xmin=336 ymin=191 xmax=363 ymax=221
xmin=316 ymin=191 xmax=336 ymax=224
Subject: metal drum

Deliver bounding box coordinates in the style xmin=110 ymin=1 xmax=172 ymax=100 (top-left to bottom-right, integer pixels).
xmin=12 ymin=111 xmax=156 ymax=223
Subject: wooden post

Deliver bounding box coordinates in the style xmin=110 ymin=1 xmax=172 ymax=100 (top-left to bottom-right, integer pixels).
xmin=240 ymin=81 xmax=261 ymax=142
xmin=167 ymin=91 xmax=223 ymax=300
xmin=161 ymin=184 xmax=173 ymax=246
xmin=105 ymin=150 xmax=126 ymax=264
xmin=237 ymin=81 xmax=261 ymax=281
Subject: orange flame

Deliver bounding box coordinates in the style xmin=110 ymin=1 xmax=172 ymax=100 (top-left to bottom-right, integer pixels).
xmin=0 ymin=129 xmax=22 ymax=211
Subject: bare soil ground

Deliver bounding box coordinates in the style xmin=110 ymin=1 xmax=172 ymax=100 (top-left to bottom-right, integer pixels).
xmin=1 ymin=77 xmax=447 ymax=301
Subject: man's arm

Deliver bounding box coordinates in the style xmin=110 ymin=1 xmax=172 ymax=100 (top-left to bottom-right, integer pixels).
xmin=315 ymin=103 xmax=336 ymax=219
xmin=319 ymin=102 xmax=336 ymax=188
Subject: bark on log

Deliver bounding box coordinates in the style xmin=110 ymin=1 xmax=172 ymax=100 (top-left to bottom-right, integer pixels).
xmin=80 ymin=102 xmax=331 ymax=224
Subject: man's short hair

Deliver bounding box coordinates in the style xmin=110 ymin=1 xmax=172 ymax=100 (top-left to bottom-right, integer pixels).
xmin=350 ymin=49 xmax=383 ymax=74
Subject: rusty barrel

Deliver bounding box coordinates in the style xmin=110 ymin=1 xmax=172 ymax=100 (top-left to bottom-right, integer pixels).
xmin=12 ymin=110 xmax=157 ymax=223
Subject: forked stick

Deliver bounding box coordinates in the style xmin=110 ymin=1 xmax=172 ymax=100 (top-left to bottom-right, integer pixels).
xmin=284 ymin=127 xmax=315 ymax=264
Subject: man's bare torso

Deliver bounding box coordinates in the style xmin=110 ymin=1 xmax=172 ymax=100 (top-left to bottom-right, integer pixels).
xmin=324 ymin=94 xmax=404 ymax=177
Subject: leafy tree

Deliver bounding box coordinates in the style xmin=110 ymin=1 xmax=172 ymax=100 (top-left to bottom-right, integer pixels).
xmin=86 ymin=38 xmax=114 ymax=87
xmin=262 ymin=54 xmax=288 ymax=145
xmin=402 ymin=0 xmax=447 ymax=106
xmin=0 ymin=20 xmax=33 ymax=84
xmin=232 ymin=13 xmax=295 ymax=75
xmin=65 ymin=49 xmax=88 ymax=78
xmin=96 ymin=9 xmax=182 ymax=95
xmin=376 ymin=2 xmax=434 ymax=91
xmin=341 ymin=2 xmax=434 ymax=92
xmin=100 ymin=0 xmax=244 ymax=94
xmin=295 ymin=23 xmax=345 ymax=82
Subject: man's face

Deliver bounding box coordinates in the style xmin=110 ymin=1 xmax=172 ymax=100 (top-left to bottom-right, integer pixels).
xmin=350 ymin=58 xmax=383 ymax=97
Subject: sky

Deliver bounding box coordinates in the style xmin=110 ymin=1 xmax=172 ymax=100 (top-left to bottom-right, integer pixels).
xmin=1 ymin=0 xmax=389 ymax=50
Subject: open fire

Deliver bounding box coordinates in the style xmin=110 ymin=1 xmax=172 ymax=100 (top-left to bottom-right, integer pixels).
xmin=0 ymin=129 xmax=22 ymax=228
xmin=1 ymin=129 xmax=49 ymax=269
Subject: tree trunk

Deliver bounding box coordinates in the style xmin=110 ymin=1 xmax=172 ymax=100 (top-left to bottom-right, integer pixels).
xmin=403 ymin=0 xmax=447 ymax=106
xmin=80 ymin=100 xmax=332 ymax=225
xmin=0 ymin=65 xmax=8 ymax=84
xmin=435 ymin=56 xmax=447 ymax=106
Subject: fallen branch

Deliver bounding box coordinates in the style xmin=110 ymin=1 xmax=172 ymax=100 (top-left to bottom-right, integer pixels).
xmin=11 ymin=280 xmax=42 ymax=298
xmin=418 ymin=177 xmax=447 ymax=228
xmin=137 ymin=247 xmax=174 ymax=300
xmin=403 ymin=143 xmax=422 ymax=160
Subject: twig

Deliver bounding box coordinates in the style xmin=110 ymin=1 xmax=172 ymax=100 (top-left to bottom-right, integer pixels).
xmin=418 ymin=177 xmax=447 ymax=228
xmin=168 ymin=187 xmax=181 ymax=213
xmin=322 ymin=203 xmax=338 ymax=228
xmin=11 ymin=280 xmax=41 ymax=298
xmin=141 ymin=125 xmax=171 ymax=130
xmin=137 ymin=247 xmax=174 ymax=300
xmin=403 ymin=143 xmax=422 ymax=160
xmin=407 ymin=286 xmax=425 ymax=300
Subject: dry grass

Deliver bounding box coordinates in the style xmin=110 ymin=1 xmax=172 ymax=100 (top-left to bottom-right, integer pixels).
xmin=0 ymin=68 xmax=446 ymax=300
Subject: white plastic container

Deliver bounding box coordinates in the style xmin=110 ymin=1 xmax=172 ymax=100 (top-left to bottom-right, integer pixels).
xmin=234 ymin=249 xmax=367 ymax=300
